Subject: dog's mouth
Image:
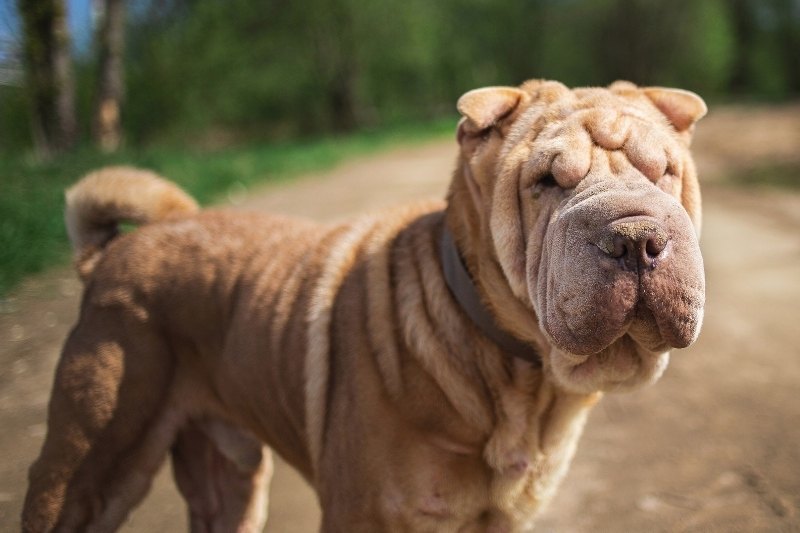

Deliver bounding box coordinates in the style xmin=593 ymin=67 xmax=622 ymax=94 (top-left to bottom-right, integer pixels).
xmin=548 ymin=334 xmax=671 ymax=393
xmin=538 ymin=274 xmax=702 ymax=393
xmin=626 ymin=305 xmax=672 ymax=353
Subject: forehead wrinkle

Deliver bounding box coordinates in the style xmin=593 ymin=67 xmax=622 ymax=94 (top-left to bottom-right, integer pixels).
xmin=607 ymin=150 xmax=630 ymax=176
xmin=582 ymin=109 xmax=631 ymax=150
xmin=503 ymin=102 xmax=547 ymax=154
xmin=623 ymin=120 xmax=670 ymax=181
xmin=587 ymin=145 xmax=612 ymax=177
xmin=507 ymin=89 xmax=683 ymax=186
xmin=579 ymin=106 xmax=676 ymax=182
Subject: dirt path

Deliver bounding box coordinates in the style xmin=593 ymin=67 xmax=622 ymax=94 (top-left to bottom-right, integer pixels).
xmin=2 ymin=107 xmax=799 ymax=531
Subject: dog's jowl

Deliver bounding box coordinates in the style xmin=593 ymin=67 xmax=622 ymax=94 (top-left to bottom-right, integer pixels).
xmin=23 ymin=80 xmax=706 ymax=532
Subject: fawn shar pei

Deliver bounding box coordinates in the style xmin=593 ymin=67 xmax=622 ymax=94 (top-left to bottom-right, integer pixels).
xmin=24 ymin=80 xmax=706 ymax=532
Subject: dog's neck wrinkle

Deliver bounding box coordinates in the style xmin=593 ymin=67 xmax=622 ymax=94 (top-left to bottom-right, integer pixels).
xmin=378 ymin=213 xmax=550 ymax=440
xmin=381 ymin=218 xmax=600 ymax=514
xmin=440 ymin=226 xmax=542 ymax=366
xmin=446 ymin=166 xmax=546 ymax=355
xmin=446 ymin=160 xmax=484 ymax=240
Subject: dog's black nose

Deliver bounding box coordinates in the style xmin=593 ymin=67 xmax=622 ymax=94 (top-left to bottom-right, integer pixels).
xmin=599 ymin=217 xmax=669 ymax=270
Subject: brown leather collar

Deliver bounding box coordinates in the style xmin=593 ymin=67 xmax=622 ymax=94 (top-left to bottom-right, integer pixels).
xmin=440 ymin=226 xmax=542 ymax=366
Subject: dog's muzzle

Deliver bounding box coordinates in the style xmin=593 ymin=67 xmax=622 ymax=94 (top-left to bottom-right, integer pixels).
xmin=535 ymin=179 xmax=705 ymax=357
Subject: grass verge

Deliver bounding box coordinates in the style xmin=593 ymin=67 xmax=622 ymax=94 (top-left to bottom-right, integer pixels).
xmin=0 ymin=118 xmax=456 ymax=296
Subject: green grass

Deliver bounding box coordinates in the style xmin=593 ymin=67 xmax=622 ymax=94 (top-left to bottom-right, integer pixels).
xmin=0 ymin=118 xmax=456 ymax=296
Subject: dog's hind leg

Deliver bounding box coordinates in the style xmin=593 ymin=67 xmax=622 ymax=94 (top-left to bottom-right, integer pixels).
xmin=171 ymin=419 xmax=273 ymax=533
xmin=22 ymin=307 xmax=181 ymax=532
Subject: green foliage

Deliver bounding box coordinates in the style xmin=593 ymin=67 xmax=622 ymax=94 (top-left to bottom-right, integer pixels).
xmin=730 ymin=161 xmax=800 ymax=190
xmin=0 ymin=86 xmax=32 ymax=150
xmin=531 ymin=0 xmax=736 ymax=95
xmin=748 ymin=42 xmax=791 ymax=99
xmin=681 ymin=0 xmax=736 ymax=96
xmin=0 ymin=117 xmax=455 ymax=295
xmin=4 ymin=0 xmax=800 ymax=151
xmin=119 ymin=0 xmax=799 ymax=146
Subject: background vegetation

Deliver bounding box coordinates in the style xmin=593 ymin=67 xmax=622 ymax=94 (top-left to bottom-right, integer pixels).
xmin=0 ymin=119 xmax=453 ymax=294
xmin=3 ymin=0 xmax=800 ymax=151
xmin=0 ymin=0 xmax=799 ymax=295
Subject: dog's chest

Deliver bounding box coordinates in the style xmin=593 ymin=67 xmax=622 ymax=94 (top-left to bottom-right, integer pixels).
xmin=482 ymin=437 xmax=583 ymax=530
xmin=377 ymin=388 xmax=598 ymax=531
xmin=482 ymin=393 xmax=597 ymax=528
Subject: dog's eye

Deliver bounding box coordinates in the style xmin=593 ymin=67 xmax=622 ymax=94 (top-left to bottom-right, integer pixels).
xmin=531 ymin=173 xmax=559 ymax=199
xmin=539 ymin=173 xmax=558 ymax=187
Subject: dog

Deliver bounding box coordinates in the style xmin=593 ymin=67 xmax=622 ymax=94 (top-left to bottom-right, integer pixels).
xmin=23 ymin=79 xmax=706 ymax=532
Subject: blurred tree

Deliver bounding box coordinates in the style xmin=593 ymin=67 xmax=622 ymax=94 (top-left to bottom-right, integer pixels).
xmin=774 ymin=0 xmax=800 ymax=94
xmin=92 ymin=0 xmax=126 ymax=151
xmin=725 ymin=0 xmax=800 ymax=99
xmin=590 ymin=0 xmax=733 ymax=95
xmin=728 ymin=0 xmax=756 ymax=95
xmin=0 ymin=34 xmax=31 ymax=151
xmin=17 ymin=0 xmax=77 ymax=156
xmin=306 ymin=0 xmax=360 ymax=131
xmin=7 ymin=0 xmax=795 ymax=153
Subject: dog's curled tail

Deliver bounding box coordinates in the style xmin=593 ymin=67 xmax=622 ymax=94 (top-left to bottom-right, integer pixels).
xmin=65 ymin=166 xmax=200 ymax=280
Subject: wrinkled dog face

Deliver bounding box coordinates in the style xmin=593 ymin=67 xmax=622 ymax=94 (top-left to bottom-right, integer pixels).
xmin=458 ymin=80 xmax=706 ymax=394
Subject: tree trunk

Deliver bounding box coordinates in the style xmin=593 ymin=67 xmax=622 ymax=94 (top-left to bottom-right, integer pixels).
xmin=308 ymin=0 xmax=360 ymax=133
xmin=328 ymin=65 xmax=358 ymax=133
xmin=92 ymin=0 xmax=125 ymax=152
xmin=727 ymin=0 xmax=755 ymax=95
xmin=18 ymin=0 xmax=77 ymax=156
xmin=775 ymin=0 xmax=800 ymax=95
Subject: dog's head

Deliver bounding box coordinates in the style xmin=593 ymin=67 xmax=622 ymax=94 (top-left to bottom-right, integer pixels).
xmin=451 ymin=80 xmax=706 ymax=394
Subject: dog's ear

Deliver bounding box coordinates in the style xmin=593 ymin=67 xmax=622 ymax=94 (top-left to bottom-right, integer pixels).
xmin=456 ymin=87 xmax=528 ymax=145
xmin=457 ymin=86 xmax=527 ymax=130
xmin=643 ymin=87 xmax=707 ymax=133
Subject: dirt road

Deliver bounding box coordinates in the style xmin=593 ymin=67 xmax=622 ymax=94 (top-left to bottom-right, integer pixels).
xmin=2 ymin=106 xmax=799 ymax=531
